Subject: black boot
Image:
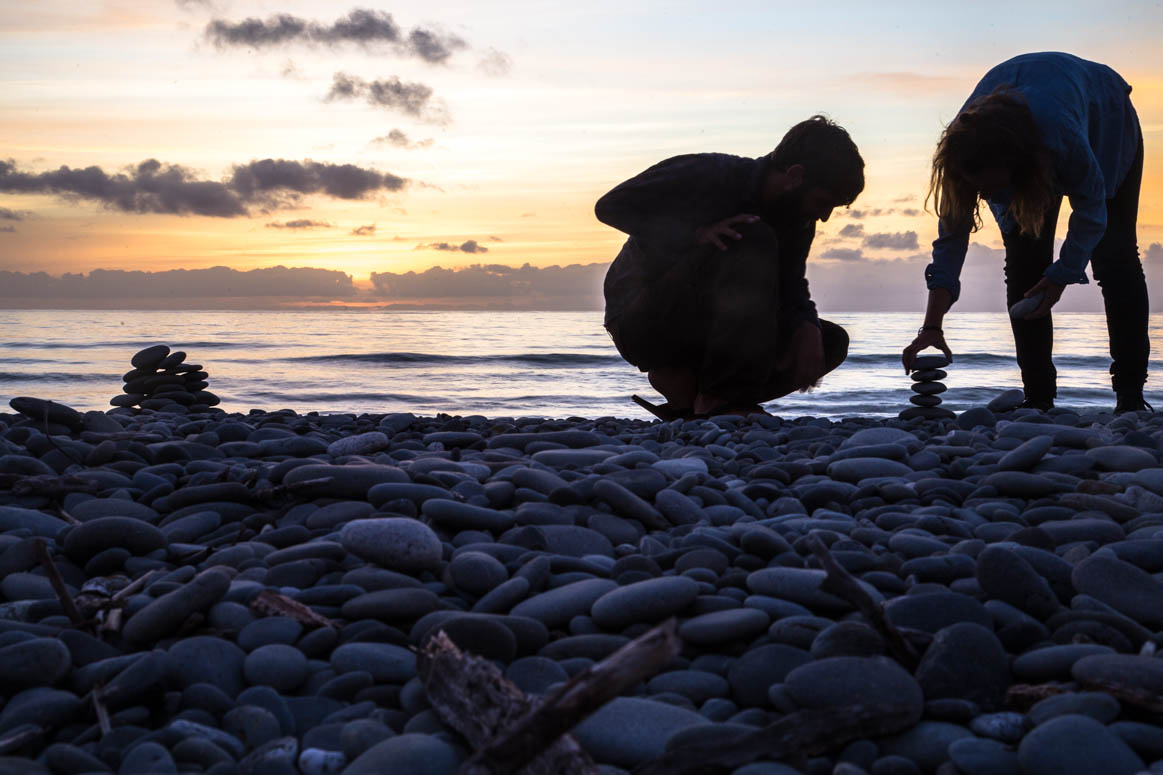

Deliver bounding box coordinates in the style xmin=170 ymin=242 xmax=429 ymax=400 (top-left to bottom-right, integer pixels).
xmin=1113 ymin=371 xmax=1153 ymax=414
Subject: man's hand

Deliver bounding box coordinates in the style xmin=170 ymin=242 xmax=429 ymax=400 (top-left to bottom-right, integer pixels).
xmin=695 ymin=213 xmax=760 ymax=251
xmin=902 ymin=329 xmax=953 ymax=373
xmin=1022 ymin=277 xmax=1065 ymax=319
xmin=777 ymin=321 xmax=825 ymax=392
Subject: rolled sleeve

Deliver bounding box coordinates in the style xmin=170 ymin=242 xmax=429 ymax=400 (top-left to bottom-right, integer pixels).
xmin=924 ymin=223 xmax=970 ymax=303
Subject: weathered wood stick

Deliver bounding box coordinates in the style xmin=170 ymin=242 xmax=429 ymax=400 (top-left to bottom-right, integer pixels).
xmin=419 ymin=631 xmax=595 ymax=775
xmin=804 ymin=533 xmax=920 ymax=670
xmin=633 ymin=702 xmax=919 ymax=775
xmin=421 ymin=618 xmax=681 ymax=775
xmin=35 ymin=539 xmax=86 ymax=627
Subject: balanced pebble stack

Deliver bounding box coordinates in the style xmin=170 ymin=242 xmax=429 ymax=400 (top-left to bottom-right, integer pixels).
xmin=110 ymin=344 xmax=220 ymax=414
xmin=900 ymin=353 xmax=955 ymax=421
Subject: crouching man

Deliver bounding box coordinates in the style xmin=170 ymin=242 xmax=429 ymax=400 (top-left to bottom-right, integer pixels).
xmin=597 ymin=115 xmax=863 ymax=418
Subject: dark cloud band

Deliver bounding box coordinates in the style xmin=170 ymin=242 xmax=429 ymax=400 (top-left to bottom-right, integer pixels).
xmin=326 ymin=73 xmax=448 ymax=124
xmin=0 ymin=266 xmax=355 ymax=298
xmin=371 ymin=262 xmax=607 ymax=299
xmin=206 ymin=8 xmax=465 ymax=64
xmin=416 ymin=240 xmax=488 ymax=254
xmin=0 ymin=158 xmax=407 ymax=218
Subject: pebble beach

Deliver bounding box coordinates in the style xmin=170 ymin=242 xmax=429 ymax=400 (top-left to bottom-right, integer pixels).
xmin=4 ymin=349 xmax=1163 ymax=774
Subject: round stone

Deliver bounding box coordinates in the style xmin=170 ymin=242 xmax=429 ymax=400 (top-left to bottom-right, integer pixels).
xmin=340 ymin=518 xmax=442 ymax=573
xmin=342 ymin=733 xmax=460 ymax=775
xmin=911 ymin=381 xmax=947 ymax=395
xmin=572 ymin=696 xmax=708 ymax=768
xmin=244 ymin=644 xmax=308 ymax=693
xmin=784 ymin=656 xmax=923 ymax=719
xmin=447 ymin=552 xmax=508 ymax=596
xmin=1017 ymin=714 xmax=1144 ymax=775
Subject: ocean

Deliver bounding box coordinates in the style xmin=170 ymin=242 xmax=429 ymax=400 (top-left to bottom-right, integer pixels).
xmin=2 ymin=309 xmax=1160 ymax=420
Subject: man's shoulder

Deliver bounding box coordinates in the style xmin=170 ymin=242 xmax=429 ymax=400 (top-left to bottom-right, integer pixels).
xmin=646 ymin=152 xmax=760 ymax=173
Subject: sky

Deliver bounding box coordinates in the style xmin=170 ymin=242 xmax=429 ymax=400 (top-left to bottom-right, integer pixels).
xmin=1 ymin=0 xmax=1162 ymax=310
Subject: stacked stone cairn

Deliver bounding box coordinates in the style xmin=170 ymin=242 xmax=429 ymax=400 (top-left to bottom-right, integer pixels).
xmin=900 ymin=353 xmax=955 ymax=421
xmin=110 ymin=344 xmax=220 ymax=413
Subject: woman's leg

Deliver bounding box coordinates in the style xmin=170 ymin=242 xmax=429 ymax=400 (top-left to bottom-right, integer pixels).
xmin=1089 ymin=134 xmax=1148 ymax=407
xmin=1002 ymin=197 xmax=1063 ymax=405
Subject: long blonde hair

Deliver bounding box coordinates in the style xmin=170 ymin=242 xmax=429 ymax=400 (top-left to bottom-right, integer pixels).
xmin=927 ymin=89 xmax=1054 ymax=237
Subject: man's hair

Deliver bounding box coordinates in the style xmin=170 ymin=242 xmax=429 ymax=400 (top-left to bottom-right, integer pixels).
xmin=928 ymin=87 xmax=1054 ymax=237
xmin=770 ymin=115 xmax=864 ymax=206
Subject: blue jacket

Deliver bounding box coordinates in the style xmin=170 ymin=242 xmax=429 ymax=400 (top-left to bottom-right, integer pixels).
xmin=925 ymin=52 xmax=1141 ymax=300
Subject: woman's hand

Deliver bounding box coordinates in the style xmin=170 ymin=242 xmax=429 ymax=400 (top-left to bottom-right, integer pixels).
xmin=1021 ymin=277 xmax=1065 ymax=319
xmin=695 ymin=214 xmax=760 ymax=251
xmin=902 ymin=329 xmax=953 ymax=373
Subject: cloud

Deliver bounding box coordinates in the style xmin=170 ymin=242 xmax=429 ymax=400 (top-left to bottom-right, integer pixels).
xmin=351 ymin=224 xmax=376 ymax=236
xmin=838 ymin=223 xmax=864 ymax=239
xmin=1145 ymin=242 xmax=1163 ymax=265
xmin=266 ymin=219 xmax=331 ymax=229
xmin=370 ymin=262 xmax=607 ymax=307
xmin=326 ymin=73 xmax=449 ymax=124
xmin=417 ymin=239 xmax=488 ymax=254
xmin=0 ymin=207 xmax=28 ymax=221
xmin=843 ymin=208 xmax=884 ymax=219
xmin=371 ymin=129 xmax=433 ymax=149
xmin=863 ymin=231 xmax=919 ymax=250
xmin=818 ymin=247 xmax=864 ymax=261
xmin=205 ymin=8 xmax=467 ymax=64
xmin=0 ymin=226 xmax=14 ymax=233
xmin=0 ymin=266 xmax=356 ymax=299
xmin=900 ymin=208 xmax=922 ymax=217
xmin=0 ymin=157 xmax=407 ymax=217
xmin=477 ymin=48 xmax=513 ymax=77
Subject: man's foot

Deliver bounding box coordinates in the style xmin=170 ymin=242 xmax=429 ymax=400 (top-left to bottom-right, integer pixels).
xmin=631 ymin=395 xmax=694 ymax=421
xmin=1115 ymin=393 xmax=1154 ymax=415
xmin=1017 ymin=397 xmax=1054 ymax=412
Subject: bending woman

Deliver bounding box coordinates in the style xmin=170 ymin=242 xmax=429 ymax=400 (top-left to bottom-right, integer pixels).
xmin=902 ymin=52 xmax=1148 ymax=413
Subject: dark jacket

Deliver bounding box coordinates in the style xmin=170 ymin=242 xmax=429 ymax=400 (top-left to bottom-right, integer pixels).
xmin=596 ymin=152 xmax=818 ymax=328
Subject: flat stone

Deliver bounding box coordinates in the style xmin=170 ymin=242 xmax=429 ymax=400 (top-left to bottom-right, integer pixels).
xmin=911 ymin=381 xmax=947 ymax=395
xmin=678 ymin=608 xmax=770 ymax=646
xmin=131 ymin=344 xmax=170 ymax=368
xmin=1072 ymin=654 xmax=1163 ymax=710
xmin=510 ymin=578 xmax=618 ymax=629
xmin=647 ymin=670 xmax=730 ymax=705
xmin=898 ymin=406 xmax=955 ymax=421
xmin=123 ymin=567 xmax=233 ymax=644
xmin=62 ymin=516 xmax=167 ymax=563
xmin=827 ymin=457 xmax=913 ymax=482
xmin=282 ymin=464 xmax=409 ymax=499
xmin=591 ymin=577 xmax=699 ymax=631
xmin=1017 ymin=714 xmax=1143 ymax=775
xmin=341 ymin=588 xmax=444 ymax=621
xmin=785 ymin=656 xmax=924 ymax=720
xmin=748 ymin=567 xmax=880 ymax=611
xmin=983 ymin=471 xmax=1072 ymax=499
xmin=998 ymin=435 xmax=1053 ymax=471
xmin=529 ymin=449 xmax=615 ymax=468
xmin=911 ymin=354 xmax=950 ymax=370
xmin=909 ymin=394 xmax=942 ymax=407
xmin=9 ymin=397 xmax=84 ymax=432
xmin=421 ymin=500 xmax=515 ymax=532
xmin=327 ymin=431 xmax=390 ymax=457
xmin=0 ymin=506 xmax=68 ymax=538
xmin=884 ymin=591 xmax=991 ymax=633
xmin=330 ymin=643 xmax=417 ymax=684
xmin=1012 ymin=645 xmax=1115 ymax=683
xmin=1086 ymin=445 xmax=1158 ymax=472
xmin=1027 ymin=691 xmax=1121 ymax=726
xmin=651 ymin=458 xmax=709 ymax=478
xmin=911 ymin=369 xmax=947 ymax=381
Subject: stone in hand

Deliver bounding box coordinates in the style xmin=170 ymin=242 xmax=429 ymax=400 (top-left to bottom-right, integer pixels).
xmin=911 ymin=353 xmax=950 ymax=370
xmin=1009 ymin=290 xmax=1045 ymax=320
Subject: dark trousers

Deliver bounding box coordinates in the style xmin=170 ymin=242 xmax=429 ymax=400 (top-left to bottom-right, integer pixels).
xmin=1002 ymin=135 xmax=1148 ymax=401
xmin=606 ymin=221 xmax=848 ymax=404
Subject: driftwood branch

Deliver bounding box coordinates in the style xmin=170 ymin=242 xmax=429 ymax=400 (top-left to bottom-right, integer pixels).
xmin=420 ymin=619 xmax=682 ymax=775
xmin=633 ymin=703 xmax=919 ymax=775
xmin=35 ymin=539 xmax=86 ymax=627
xmin=804 ymin=534 xmax=921 ymax=670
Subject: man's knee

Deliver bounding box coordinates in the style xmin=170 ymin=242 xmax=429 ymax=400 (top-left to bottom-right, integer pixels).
xmin=820 ymin=320 xmax=849 ymax=372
